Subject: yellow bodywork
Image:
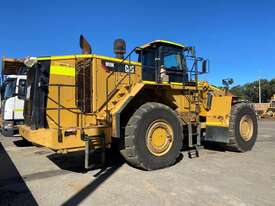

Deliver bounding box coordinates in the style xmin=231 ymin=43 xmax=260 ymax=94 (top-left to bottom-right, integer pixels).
xmin=206 ymin=96 xmax=232 ymax=127
xmin=19 ymin=54 xmax=143 ymax=151
xmin=19 ymin=53 xmax=233 ymax=151
xmin=136 ymin=40 xmax=185 ymax=51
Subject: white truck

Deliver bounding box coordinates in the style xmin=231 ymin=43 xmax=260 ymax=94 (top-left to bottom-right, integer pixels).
xmin=0 ymin=75 xmax=27 ymax=136
xmin=0 ymin=58 xmax=28 ymax=136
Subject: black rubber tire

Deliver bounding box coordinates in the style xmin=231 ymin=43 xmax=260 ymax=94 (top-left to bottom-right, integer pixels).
xmin=120 ymin=102 xmax=183 ymax=170
xmin=226 ymin=103 xmax=258 ymax=152
xmin=1 ymin=128 xmax=14 ymax=137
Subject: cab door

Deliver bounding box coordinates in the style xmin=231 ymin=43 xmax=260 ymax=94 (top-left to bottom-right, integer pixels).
xmin=141 ymin=49 xmax=158 ymax=82
xmin=13 ymin=77 xmax=26 ymax=120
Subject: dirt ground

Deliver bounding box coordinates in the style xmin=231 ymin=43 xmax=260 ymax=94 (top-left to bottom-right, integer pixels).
xmin=0 ymin=120 xmax=274 ymax=206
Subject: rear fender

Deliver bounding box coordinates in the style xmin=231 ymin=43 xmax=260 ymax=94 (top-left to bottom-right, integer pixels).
xmin=204 ymin=96 xmax=232 ymax=143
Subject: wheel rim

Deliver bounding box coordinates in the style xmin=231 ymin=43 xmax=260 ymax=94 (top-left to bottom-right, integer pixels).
xmin=239 ymin=114 xmax=253 ymax=141
xmin=145 ymin=120 xmax=174 ymax=156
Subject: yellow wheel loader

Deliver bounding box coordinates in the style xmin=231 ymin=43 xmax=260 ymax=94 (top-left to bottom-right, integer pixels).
xmin=18 ymin=36 xmax=258 ymax=170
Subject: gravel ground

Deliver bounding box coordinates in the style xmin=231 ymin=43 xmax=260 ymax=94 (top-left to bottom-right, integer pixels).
xmin=0 ymin=120 xmax=274 ymax=206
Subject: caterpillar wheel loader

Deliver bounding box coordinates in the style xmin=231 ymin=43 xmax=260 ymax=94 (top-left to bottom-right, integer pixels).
xmin=18 ymin=36 xmax=258 ymax=170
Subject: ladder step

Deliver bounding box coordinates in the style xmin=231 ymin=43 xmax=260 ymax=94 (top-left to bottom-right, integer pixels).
xmin=188 ymin=149 xmax=199 ymax=158
xmin=83 ymin=134 xmax=105 ymax=170
xmin=124 ymin=85 xmax=131 ymax=90
xmin=188 ymin=123 xmax=201 ymax=148
xmin=118 ymin=92 xmax=125 ymax=97
xmin=112 ymin=100 xmax=118 ymax=105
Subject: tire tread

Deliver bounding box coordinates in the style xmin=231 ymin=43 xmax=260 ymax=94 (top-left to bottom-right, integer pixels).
xmin=226 ymin=103 xmax=257 ymax=152
xmin=121 ymin=102 xmax=182 ymax=170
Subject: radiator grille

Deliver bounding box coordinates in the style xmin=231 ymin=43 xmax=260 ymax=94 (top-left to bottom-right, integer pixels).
xmin=75 ymin=58 xmax=92 ymax=113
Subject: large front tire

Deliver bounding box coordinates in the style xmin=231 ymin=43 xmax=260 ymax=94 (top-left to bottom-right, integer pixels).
xmin=226 ymin=103 xmax=258 ymax=152
xmin=120 ymin=102 xmax=183 ymax=170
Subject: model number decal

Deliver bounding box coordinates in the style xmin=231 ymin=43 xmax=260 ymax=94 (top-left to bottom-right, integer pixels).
xmin=124 ymin=65 xmax=134 ymax=73
xmin=102 ymin=60 xmax=135 ymax=73
xmin=105 ymin=61 xmax=115 ymax=68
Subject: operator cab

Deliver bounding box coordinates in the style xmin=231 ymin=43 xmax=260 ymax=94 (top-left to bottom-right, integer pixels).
xmin=136 ymin=40 xmax=188 ymax=83
xmin=1 ymin=58 xmax=27 ymax=102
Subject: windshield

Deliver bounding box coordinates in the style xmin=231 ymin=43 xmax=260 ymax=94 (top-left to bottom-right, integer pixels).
xmin=163 ymin=53 xmax=183 ymax=70
xmin=3 ymin=79 xmax=16 ymax=99
xmin=161 ymin=46 xmax=186 ymax=71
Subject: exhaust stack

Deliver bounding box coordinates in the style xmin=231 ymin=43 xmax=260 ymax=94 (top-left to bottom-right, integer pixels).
xmin=114 ymin=39 xmax=126 ymax=59
xmin=79 ymin=35 xmax=92 ymax=54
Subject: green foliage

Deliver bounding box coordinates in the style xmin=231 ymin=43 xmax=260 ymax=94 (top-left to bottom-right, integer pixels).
xmin=230 ymin=78 xmax=275 ymax=103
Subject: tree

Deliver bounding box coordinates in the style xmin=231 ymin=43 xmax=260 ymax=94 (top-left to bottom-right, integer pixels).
xmin=230 ymin=79 xmax=275 ymax=103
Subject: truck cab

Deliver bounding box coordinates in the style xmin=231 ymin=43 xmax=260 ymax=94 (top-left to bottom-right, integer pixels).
xmin=0 ymin=58 xmax=27 ymax=136
xmin=0 ymin=75 xmax=27 ymax=136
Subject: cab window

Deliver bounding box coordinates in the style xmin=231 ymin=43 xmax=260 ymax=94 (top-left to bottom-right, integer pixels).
xmin=18 ymin=79 xmax=27 ymax=100
xmin=142 ymin=50 xmax=155 ymax=69
xmin=3 ymin=79 xmax=16 ymax=99
xmin=161 ymin=46 xmax=188 ymax=82
xmin=163 ymin=53 xmax=182 ymax=70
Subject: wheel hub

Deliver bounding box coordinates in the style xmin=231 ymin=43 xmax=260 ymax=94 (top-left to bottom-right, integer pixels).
xmin=146 ymin=120 xmax=174 ymax=156
xmin=239 ymin=115 xmax=253 ymax=141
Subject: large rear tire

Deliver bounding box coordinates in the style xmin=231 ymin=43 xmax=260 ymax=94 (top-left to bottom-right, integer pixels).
xmin=120 ymin=102 xmax=183 ymax=170
xmin=226 ymin=103 xmax=258 ymax=152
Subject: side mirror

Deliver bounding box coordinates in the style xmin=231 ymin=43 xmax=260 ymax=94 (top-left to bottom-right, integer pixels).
xmin=202 ymin=59 xmax=209 ymax=74
xmin=18 ymin=79 xmax=27 ymax=100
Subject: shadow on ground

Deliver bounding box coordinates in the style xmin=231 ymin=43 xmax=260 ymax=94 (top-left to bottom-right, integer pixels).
xmin=202 ymin=142 xmax=227 ymax=152
xmin=61 ymin=162 xmax=123 ymax=206
xmin=47 ymin=148 xmax=124 ymax=206
xmin=0 ymin=143 xmax=38 ymax=206
xmin=47 ymin=147 xmax=124 ymax=173
xmin=13 ymin=139 xmax=33 ymax=147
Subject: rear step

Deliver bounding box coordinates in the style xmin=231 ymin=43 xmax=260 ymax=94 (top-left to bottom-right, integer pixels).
xmin=188 ymin=147 xmax=199 ymax=158
xmin=81 ymin=133 xmax=106 ymax=170
xmin=188 ymin=145 xmax=204 ymax=158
